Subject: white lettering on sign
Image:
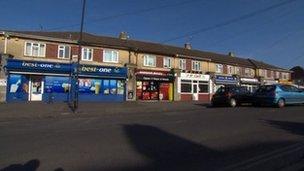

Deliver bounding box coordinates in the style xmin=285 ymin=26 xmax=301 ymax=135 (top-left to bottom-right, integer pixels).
xmin=0 ymin=79 xmax=7 ymax=86
xmin=137 ymin=71 xmax=166 ymax=76
xmin=22 ymin=62 xmax=54 ymax=68
xmin=180 ymin=73 xmax=209 ymax=81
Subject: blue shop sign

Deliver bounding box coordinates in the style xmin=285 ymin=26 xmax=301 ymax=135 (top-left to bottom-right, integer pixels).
xmin=5 ymin=59 xmax=71 ymax=73
xmin=215 ymin=75 xmax=238 ymax=85
xmin=78 ymin=64 xmax=127 ymax=78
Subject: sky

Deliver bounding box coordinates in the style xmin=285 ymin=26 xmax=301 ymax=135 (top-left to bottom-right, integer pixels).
xmin=0 ymin=0 xmax=303 ymax=69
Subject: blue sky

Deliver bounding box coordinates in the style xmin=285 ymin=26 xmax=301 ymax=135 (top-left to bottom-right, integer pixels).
xmin=0 ymin=0 xmax=303 ymax=69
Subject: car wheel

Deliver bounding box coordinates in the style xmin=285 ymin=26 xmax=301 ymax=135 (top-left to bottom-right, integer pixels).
xmin=230 ymin=98 xmax=237 ymax=107
xmin=277 ymin=98 xmax=285 ymax=108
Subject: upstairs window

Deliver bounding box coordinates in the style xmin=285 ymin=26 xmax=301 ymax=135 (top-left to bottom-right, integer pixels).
xmin=235 ymin=67 xmax=241 ymax=75
xmin=216 ymin=64 xmax=223 ymax=73
xmin=192 ymin=61 xmax=201 ymax=71
xmin=179 ymin=59 xmax=186 ymax=70
xmin=163 ymin=57 xmax=173 ymax=68
xmin=58 ymin=45 xmax=70 ymax=59
xmin=104 ymin=49 xmax=119 ymax=63
xmin=81 ymin=48 xmax=93 ymax=61
xmin=143 ymin=55 xmax=156 ymax=67
xmin=24 ymin=42 xmax=46 ymax=57
xmin=244 ymin=68 xmax=252 ymax=76
xmin=227 ymin=65 xmax=234 ymax=74
xmin=276 ymin=72 xmax=280 ymax=79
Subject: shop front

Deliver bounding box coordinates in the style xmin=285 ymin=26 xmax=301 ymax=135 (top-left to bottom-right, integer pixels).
xmin=240 ymin=77 xmax=260 ymax=92
xmin=261 ymin=79 xmax=278 ymax=85
xmin=178 ymin=73 xmax=211 ymax=101
xmin=77 ymin=64 xmax=127 ymax=102
xmin=213 ymin=75 xmax=239 ymax=92
xmin=135 ymin=69 xmax=174 ymax=101
xmin=5 ymin=59 xmax=71 ymax=102
xmin=5 ymin=59 xmax=127 ymax=102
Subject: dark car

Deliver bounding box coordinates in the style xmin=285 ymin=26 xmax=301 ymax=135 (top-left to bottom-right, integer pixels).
xmin=211 ymin=86 xmax=253 ymax=107
xmin=254 ymin=84 xmax=304 ymax=107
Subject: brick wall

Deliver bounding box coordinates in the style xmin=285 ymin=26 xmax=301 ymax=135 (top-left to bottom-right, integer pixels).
xmin=46 ymin=44 xmax=58 ymax=59
xmin=94 ymin=49 xmax=103 ymax=63
xmin=186 ymin=59 xmax=191 ymax=71
xmin=156 ymin=56 xmax=163 ymax=68
xmin=223 ymin=65 xmax=228 ymax=74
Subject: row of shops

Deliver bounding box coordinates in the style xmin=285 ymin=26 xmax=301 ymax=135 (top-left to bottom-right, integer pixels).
xmin=3 ymin=59 xmax=286 ymax=103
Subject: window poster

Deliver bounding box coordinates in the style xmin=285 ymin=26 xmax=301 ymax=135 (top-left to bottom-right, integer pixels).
xmin=79 ymin=78 xmax=102 ymax=94
xmin=117 ymin=80 xmax=124 ymax=95
xmin=45 ymin=76 xmax=70 ymax=93
xmin=9 ymin=74 xmax=29 ymax=94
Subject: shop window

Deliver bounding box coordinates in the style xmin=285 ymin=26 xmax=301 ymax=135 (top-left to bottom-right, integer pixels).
xmin=45 ymin=76 xmax=70 ymax=93
xmin=163 ymin=57 xmax=173 ymax=68
xmin=104 ymin=49 xmax=119 ymax=63
xmin=181 ymin=80 xmax=191 ymax=93
xmin=109 ymin=80 xmax=117 ymax=94
xmin=143 ymin=55 xmax=156 ymax=67
xmin=192 ymin=61 xmax=201 ymax=71
xmin=58 ymin=45 xmax=70 ymax=59
xmin=81 ymin=48 xmax=93 ymax=61
xmin=117 ymin=80 xmax=124 ymax=95
xmin=79 ymin=79 xmax=102 ymax=94
xmin=179 ymin=59 xmax=186 ymax=70
xmin=216 ymin=64 xmax=223 ymax=73
xmin=24 ymin=42 xmax=46 ymax=57
xmin=199 ymin=81 xmax=209 ymax=93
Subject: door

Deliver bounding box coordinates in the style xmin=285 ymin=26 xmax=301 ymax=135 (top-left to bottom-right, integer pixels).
xmin=192 ymin=82 xmax=199 ymax=101
xmin=29 ymin=76 xmax=44 ymax=101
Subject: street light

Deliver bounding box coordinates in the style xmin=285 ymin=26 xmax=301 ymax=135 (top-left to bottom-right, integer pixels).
xmin=72 ymin=0 xmax=86 ymax=112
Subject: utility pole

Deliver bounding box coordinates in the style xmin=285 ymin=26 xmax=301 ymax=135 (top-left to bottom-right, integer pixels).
xmin=72 ymin=0 xmax=86 ymax=112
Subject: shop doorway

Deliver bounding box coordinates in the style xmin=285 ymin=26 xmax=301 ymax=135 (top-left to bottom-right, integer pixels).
xmin=192 ymin=82 xmax=199 ymax=101
xmin=29 ymin=76 xmax=44 ymax=101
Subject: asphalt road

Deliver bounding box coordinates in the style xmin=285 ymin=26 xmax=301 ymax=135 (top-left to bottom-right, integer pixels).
xmin=1 ymin=105 xmax=304 ymax=171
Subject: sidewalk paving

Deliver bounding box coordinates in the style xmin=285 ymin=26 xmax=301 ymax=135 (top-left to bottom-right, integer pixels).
xmin=0 ymin=101 xmax=208 ymax=121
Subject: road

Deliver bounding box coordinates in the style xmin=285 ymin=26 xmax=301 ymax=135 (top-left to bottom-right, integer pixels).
xmin=0 ymin=105 xmax=304 ymax=171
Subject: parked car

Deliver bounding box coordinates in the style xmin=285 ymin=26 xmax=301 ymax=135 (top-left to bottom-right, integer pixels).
xmin=211 ymin=85 xmax=253 ymax=107
xmin=254 ymin=84 xmax=304 ymax=108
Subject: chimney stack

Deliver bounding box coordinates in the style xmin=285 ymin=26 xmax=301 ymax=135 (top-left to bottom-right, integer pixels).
xmin=184 ymin=43 xmax=192 ymax=50
xmin=228 ymin=52 xmax=235 ymax=57
xmin=119 ymin=32 xmax=129 ymax=40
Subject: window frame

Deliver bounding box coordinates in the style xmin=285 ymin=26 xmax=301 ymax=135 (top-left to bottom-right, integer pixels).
xmin=163 ymin=57 xmax=173 ymax=68
xmin=103 ymin=49 xmax=119 ymax=63
xmin=24 ymin=42 xmax=46 ymax=57
xmin=227 ymin=65 xmax=234 ymax=74
xmin=143 ymin=55 xmax=156 ymax=67
xmin=81 ymin=47 xmax=93 ymax=61
xmin=57 ymin=44 xmax=71 ymax=59
xmin=216 ymin=64 xmax=223 ymax=73
xmin=179 ymin=59 xmax=186 ymax=70
xmin=192 ymin=60 xmax=201 ymax=71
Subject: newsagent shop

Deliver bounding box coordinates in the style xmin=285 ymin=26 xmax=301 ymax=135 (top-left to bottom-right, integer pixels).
xmin=5 ymin=59 xmax=127 ymax=102
xmin=135 ymin=69 xmax=174 ymax=101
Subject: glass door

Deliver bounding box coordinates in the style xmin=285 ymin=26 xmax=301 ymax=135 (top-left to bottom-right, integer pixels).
xmin=29 ymin=76 xmax=43 ymax=101
xmin=192 ymin=82 xmax=199 ymax=101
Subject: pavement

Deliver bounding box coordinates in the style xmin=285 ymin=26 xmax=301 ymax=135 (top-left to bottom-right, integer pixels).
xmin=0 ymin=102 xmax=304 ymax=171
xmin=0 ymin=101 xmax=208 ymax=121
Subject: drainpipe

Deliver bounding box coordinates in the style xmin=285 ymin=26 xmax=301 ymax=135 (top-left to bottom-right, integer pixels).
xmin=1 ymin=32 xmax=8 ymax=54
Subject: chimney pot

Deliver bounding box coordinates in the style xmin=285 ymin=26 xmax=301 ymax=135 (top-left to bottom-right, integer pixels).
xmin=119 ymin=32 xmax=129 ymax=40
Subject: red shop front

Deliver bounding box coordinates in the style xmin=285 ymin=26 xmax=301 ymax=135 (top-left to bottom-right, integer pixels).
xmin=135 ymin=69 xmax=174 ymax=101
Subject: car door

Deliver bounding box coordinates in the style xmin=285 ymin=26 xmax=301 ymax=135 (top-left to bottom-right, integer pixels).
xmin=279 ymin=85 xmax=294 ymax=104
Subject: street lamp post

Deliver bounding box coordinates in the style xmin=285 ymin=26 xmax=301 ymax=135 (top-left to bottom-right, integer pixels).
xmin=72 ymin=0 xmax=86 ymax=112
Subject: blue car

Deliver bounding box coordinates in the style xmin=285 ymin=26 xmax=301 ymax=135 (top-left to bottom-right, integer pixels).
xmin=254 ymin=84 xmax=304 ymax=107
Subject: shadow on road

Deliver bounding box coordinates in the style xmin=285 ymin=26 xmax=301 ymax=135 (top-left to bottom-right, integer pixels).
xmin=0 ymin=159 xmax=64 ymax=171
xmin=263 ymin=120 xmax=304 ymax=137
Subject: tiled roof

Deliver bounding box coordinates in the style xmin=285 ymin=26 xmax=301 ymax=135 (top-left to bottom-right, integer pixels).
xmin=1 ymin=30 xmax=289 ymax=71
